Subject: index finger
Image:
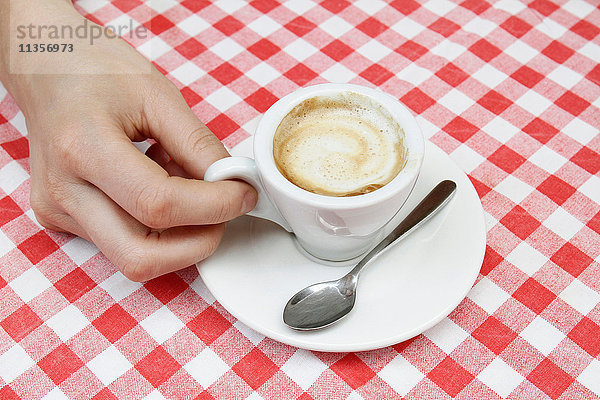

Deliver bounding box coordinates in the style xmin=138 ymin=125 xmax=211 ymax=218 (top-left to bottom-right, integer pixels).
xmin=63 ymin=182 xmax=228 ymax=282
xmin=80 ymin=136 xmax=256 ymax=229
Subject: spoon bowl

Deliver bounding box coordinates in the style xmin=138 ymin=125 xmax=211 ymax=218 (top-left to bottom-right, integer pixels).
xmin=283 ymin=180 xmax=457 ymax=331
xmin=284 ymin=276 xmax=357 ymax=330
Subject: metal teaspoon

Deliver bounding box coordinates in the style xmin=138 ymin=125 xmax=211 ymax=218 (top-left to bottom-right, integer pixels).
xmin=283 ymin=180 xmax=457 ymax=331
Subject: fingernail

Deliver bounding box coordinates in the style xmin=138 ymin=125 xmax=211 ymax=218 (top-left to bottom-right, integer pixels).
xmin=243 ymin=190 xmax=257 ymax=214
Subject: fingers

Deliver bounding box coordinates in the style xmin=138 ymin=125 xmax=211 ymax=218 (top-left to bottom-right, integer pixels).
xmin=33 ymin=210 xmax=90 ymax=241
xmin=65 ymin=182 xmax=226 ymax=281
xmin=164 ymin=160 xmax=190 ymax=178
xmin=82 ymin=136 xmax=256 ymax=229
xmin=145 ymin=142 xmax=170 ymax=169
xmin=142 ymin=85 xmax=230 ymax=178
xmin=145 ymin=142 xmax=190 ymax=178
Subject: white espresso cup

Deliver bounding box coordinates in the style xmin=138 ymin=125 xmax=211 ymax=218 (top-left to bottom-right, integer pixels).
xmin=204 ymin=83 xmax=424 ymax=262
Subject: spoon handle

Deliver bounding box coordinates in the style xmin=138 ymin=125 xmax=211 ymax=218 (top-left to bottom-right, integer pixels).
xmin=348 ymin=180 xmax=457 ymax=277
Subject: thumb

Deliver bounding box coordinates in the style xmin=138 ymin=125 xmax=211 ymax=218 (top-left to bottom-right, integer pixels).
xmin=143 ymin=82 xmax=231 ymax=179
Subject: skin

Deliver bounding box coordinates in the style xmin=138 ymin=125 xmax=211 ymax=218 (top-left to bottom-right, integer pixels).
xmin=0 ymin=0 xmax=257 ymax=281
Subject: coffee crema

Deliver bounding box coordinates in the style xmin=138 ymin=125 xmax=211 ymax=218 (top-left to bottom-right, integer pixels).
xmin=273 ymin=92 xmax=407 ymax=197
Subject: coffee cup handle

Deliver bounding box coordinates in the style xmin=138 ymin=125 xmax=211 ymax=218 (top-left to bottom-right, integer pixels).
xmin=204 ymin=157 xmax=293 ymax=232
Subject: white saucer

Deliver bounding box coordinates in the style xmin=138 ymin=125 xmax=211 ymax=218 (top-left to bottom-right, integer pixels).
xmin=197 ymin=141 xmax=486 ymax=352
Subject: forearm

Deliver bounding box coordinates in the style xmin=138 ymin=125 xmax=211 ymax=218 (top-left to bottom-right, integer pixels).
xmin=0 ymin=0 xmax=16 ymax=86
xmin=0 ymin=0 xmax=77 ymax=105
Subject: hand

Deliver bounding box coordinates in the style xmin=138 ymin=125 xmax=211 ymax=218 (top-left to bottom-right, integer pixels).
xmin=0 ymin=1 xmax=257 ymax=281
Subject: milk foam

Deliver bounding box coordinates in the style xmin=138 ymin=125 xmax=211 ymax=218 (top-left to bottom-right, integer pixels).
xmin=273 ymin=92 xmax=406 ymax=197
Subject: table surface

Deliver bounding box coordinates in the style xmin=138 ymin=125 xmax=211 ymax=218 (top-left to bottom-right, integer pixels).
xmin=1 ymin=0 xmax=599 ymax=399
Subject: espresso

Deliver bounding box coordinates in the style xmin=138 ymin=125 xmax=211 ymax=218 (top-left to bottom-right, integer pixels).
xmin=273 ymin=92 xmax=407 ymax=197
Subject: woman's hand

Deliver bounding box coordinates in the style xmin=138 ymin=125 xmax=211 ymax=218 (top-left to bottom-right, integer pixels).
xmin=0 ymin=0 xmax=257 ymax=281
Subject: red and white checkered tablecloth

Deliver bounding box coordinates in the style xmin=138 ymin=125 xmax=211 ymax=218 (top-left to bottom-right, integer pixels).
xmin=1 ymin=0 xmax=599 ymax=398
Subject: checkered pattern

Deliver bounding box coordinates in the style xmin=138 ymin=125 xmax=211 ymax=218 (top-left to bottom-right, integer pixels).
xmin=1 ymin=0 xmax=599 ymax=398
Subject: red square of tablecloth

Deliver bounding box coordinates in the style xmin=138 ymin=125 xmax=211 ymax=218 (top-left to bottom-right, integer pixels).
xmin=428 ymin=356 xmax=475 ymax=397
xmin=472 ymin=316 xmax=518 ymax=355
xmin=136 ymin=346 xmax=181 ymax=387
xmin=92 ymin=304 xmax=138 ymax=343
xmin=17 ymin=231 xmax=59 ymax=265
xmin=37 ymin=344 xmax=84 ymax=385
xmin=0 ymin=137 xmax=29 ymax=160
xmin=232 ymin=348 xmax=279 ymax=390
xmin=568 ymin=317 xmax=600 ymax=357
xmin=55 ymin=268 xmax=97 ymax=302
xmin=0 ymin=196 xmax=22 ymax=227
xmin=527 ymin=359 xmax=574 ymax=399
xmin=187 ymin=307 xmax=232 ymax=346
xmin=1 ymin=304 xmax=43 ymax=342
xmin=144 ymin=273 xmax=189 ymax=304
xmin=330 ymin=354 xmax=376 ymax=390
xmin=513 ymin=278 xmax=557 ymax=313
xmin=551 ymin=242 xmax=594 ymax=277
xmin=285 ymin=16 xmax=317 ymax=37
